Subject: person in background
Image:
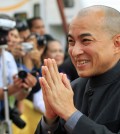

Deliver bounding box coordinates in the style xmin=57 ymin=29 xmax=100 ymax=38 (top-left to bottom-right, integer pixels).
xmin=27 ymin=17 xmax=46 ymax=36
xmin=3 ymin=19 xmax=42 ymax=134
xmin=7 ymin=22 xmax=41 ymax=101
xmin=0 ymin=14 xmax=37 ymax=120
xmin=35 ymin=5 xmax=120 ymax=134
xmin=16 ymin=20 xmax=31 ymax=42
xmin=33 ymin=38 xmax=65 ymax=114
xmin=7 ymin=28 xmax=30 ymax=73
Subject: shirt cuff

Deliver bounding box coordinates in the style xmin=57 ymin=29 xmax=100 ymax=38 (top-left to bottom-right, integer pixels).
xmin=65 ymin=110 xmax=83 ymax=134
xmin=41 ymin=116 xmax=59 ymax=133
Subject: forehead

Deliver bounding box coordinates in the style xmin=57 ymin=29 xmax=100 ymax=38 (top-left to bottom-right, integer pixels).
xmin=9 ymin=29 xmax=19 ymax=36
xmin=33 ymin=19 xmax=44 ymax=25
xmin=69 ymin=12 xmax=105 ymax=37
xmin=48 ymin=41 xmax=61 ymax=49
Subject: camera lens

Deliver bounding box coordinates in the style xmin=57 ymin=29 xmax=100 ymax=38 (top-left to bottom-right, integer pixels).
xmin=18 ymin=70 xmax=27 ymax=80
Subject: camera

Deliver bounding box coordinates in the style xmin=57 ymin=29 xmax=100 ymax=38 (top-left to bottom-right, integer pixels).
xmin=1 ymin=106 xmax=26 ymax=129
xmin=18 ymin=70 xmax=37 ymax=80
xmin=18 ymin=70 xmax=28 ymax=80
xmin=29 ymin=33 xmax=47 ymax=46
xmin=21 ymin=42 xmax=33 ymax=52
xmin=36 ymin=34 xmax=47 ymax=46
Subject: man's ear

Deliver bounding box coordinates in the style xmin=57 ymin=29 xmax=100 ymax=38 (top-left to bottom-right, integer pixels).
xmin=114 ymin=34 xmax=120 ymax=54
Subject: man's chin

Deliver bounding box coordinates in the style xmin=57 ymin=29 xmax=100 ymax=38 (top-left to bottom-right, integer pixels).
xmin=77 ymin=70 xmax=91 ymax=78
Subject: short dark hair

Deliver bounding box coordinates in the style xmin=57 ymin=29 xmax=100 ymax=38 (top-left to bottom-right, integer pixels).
xmin=27 ymin=17 xmax=42 ymax=29
xmin=16 ymin=20 xmax=29 ymax=32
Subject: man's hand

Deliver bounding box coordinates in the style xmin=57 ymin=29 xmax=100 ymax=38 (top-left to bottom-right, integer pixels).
xmin=40 ymin=59 xmax=77 ymax=121
xmin=40 ymin=61 xmax=57 ymax=124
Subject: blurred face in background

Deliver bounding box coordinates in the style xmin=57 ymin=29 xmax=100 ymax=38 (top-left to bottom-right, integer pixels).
xmin=7 ymin=28 xmax=22 ymax=48
xmin=30 ymin=19 xmax=46 ymax=35
xmin=19 ymin=29 xmax=31 ymax=42
xmin=7 ymin=28 xmax=25 ymax=58
xmin=44 ymin=41 xmax=64 ymax=66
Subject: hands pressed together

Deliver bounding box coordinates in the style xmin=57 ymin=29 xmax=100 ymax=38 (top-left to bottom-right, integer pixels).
xmin=40 ymin=58 xmax=77 ymax=122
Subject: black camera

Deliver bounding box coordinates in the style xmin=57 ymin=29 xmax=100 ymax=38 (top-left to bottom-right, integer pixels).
xmin=1 ymin=107 xmax=26 ymax=129
xmin=18 ymin=70 xmax=28 ymax=80
xmin=35 ymin=34 xmax=47 ymax=46
xmin=18 ymin=70 xmax=37 ymax=80
xmin=29 ymin=33 xmax=47 ymax=46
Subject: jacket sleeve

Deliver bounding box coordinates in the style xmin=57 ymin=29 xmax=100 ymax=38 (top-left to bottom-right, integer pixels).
xmin=71 ymin=115 xmax=120 ymax=134
xmin=34 ymin=115 xmax=120 ymax=134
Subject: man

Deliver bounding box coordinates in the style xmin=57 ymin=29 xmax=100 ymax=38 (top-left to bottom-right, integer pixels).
xmin=35 ymin=5 xmax=120 ymax=134
xmin=16 ymin=20 xmax=31 ymax=42
xmin=27 ymin=17 xmax=46 ymax=36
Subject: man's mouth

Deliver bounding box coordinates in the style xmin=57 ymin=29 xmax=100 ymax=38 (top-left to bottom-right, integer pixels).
xmin=76 ymin=60 xmax=89 ymax=66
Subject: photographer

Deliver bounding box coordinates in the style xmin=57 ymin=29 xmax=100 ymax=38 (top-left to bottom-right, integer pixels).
xmin=0 ymin=14 xmax=37 ymax=124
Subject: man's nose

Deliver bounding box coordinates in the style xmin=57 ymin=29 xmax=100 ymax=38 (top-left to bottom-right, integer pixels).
xmin=72 ymin=42 xmax=84 ymax=56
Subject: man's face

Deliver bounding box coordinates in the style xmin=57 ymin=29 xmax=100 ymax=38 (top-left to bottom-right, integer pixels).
xmin=31 ymin=19 xmax=46 ymax=35
xmin=19 ymin=29 xmax=31 ymax=42
xmin=68 ymin=14 xmax=117 ymax=77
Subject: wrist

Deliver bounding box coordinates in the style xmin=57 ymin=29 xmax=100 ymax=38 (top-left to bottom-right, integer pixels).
xmin=63 ymin=108 xmax=77 ymax=121
xmin=44 ymin=116 xmax=58 ymax=125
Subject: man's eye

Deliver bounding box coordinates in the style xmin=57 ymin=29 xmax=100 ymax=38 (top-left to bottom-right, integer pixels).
xmin=68 ymin=39 xmax=73 ymax=42
xmin=68 ymin=39 xmax=74 ymax=43
xmin=82 ymin=39 xmax=92 ymax=42
xmin=68 ymin=39 xmax=75 ymax=45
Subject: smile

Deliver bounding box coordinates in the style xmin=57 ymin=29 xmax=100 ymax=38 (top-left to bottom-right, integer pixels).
xmin=76 ymin=60 xmax=89 ymax=66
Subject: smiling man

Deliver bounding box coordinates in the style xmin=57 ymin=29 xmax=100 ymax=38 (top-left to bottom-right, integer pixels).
xmin=35 ymin=5 xmax=120 ymax=134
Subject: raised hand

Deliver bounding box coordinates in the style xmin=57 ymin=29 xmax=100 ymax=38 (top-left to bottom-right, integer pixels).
xmin=41 ymin=59 xmax=77 ymax=121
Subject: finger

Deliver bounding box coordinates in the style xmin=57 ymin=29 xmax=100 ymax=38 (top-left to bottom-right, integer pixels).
xmin=22 ymin=83 xmax=29 ymax=89
xmin=14 ymin=78 xmax=23 ymax=88
xmin=52 ymin=59 xmax=61 ymax=82
xmin=39 ymin=77 xmax=52 ymax=97
xmin=47 ymin=59 xmax=59 ymax=84
xmin=24 ymin=73 xmax=36 ymax=87
xmin=14 ymin=76 xmax=22 ymax=84
xmin=39 ymin=78 xmax=47 ymax=103
xmin=40 ymin=78 xmax=53 ymax=114
xmin=62 ymin=74 xmax=72 ymax=90
xmin=39 ymin=77 xmax=46 ymax=96
xmin=44 ymin=59 xmax=48 ymax=66
xmin=59 ymin=73 xmax=64 ymax=80
xmin=42 ymin=66 xmax=55 ymax=90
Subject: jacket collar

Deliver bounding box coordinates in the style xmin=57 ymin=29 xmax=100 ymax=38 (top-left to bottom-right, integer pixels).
xmin=89 ymin=61 xmax=120 ymax=88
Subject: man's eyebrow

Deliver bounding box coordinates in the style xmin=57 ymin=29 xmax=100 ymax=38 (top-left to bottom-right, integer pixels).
xmin=79 ymin=33 xmax=92 ymax=38
xmin=67 ymin=33 xmax=92 ymax=38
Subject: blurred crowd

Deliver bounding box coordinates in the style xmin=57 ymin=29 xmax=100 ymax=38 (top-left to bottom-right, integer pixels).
xmin=0 ymin=14 xmax=78 ymax=133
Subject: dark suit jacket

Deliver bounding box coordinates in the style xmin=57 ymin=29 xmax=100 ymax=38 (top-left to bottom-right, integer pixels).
xmin=35 ymin=61 xmax=120 ymax=134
